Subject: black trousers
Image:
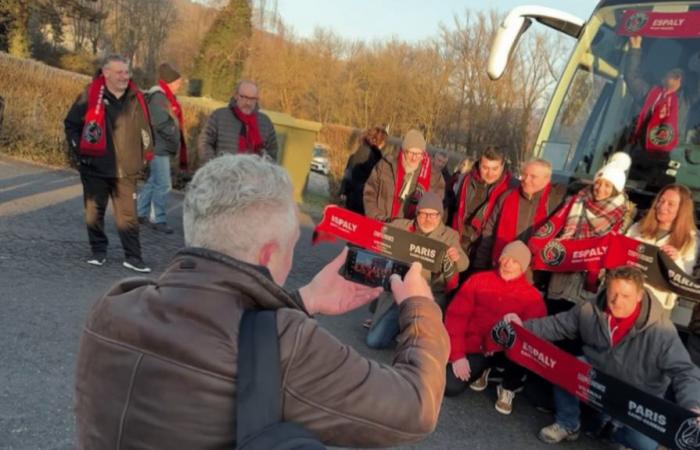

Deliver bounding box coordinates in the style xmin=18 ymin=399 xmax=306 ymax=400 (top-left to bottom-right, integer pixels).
xmin=81 ymin=173 xmax=141 ymax=259
xmin=445 ymin=352 xmax=525 ymax=397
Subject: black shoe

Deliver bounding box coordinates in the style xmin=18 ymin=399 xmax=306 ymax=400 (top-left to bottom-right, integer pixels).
xmin=152 ymin=222 xmax=174 ymax=234
xmin=138 ymin=216 xmax=149 ymax=225
xmin=123 ymin=257 xmax=151 ymax=273
xmin=87 ymin=253 xmax=106 ymax=266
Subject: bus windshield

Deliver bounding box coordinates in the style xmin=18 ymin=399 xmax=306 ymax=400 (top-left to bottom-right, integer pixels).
xmin=537 ymin=3 xmax=700 ymax=198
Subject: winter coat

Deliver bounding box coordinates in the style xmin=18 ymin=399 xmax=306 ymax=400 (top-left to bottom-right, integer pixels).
xmin=363 ymin=153 xmax=446 ymax=222
xmin=525 ymin=289 xmax=700 ymax=409
xmin=339 ymin=142 xmax=383 ymax=214
xmin=197 ymin=98 xmax=278 ymax=162
xmin=625 ymin=222 xmax=698 ymax=310
xmin=445 ymin=270 xmax=545 ymax=361
xmin=145 ymin=87 xmax=181 ymax=157
xmin=74 ymin=247 xmax=449 ymax=449
xmin=64 ymin=87 xmax=154 ymax=178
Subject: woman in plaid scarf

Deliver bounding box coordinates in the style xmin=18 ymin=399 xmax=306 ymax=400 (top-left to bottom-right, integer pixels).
xmin=546 ymin=154 xmax=636 ymax=318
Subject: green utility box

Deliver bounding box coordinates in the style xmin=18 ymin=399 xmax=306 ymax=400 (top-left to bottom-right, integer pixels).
xmin=264 ymin=110 xmax=322 ymax=203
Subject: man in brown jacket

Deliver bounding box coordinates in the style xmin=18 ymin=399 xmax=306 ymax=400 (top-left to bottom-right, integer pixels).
xmin=363 ymin=129 xmax=445 ymax=221
xmin=74 ymin=154 xmax=450 ymax=448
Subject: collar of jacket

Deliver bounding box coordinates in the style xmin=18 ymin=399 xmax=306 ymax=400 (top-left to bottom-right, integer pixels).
xmin=593 ymin=287 xmax=660 ymax=333
xmin=165 ymin=247 xmax=310 ymax=315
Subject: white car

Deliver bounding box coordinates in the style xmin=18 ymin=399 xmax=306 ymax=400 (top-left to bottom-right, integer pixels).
xmin=310 ymin=145 xmax=330 ymax=175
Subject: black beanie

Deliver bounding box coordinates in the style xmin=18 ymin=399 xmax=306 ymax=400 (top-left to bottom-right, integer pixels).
xmin=158 ymin=63 xmax=181 ymax=83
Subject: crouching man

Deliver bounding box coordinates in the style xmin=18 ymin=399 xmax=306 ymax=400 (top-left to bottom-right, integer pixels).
xmin=505 ymin=266 xmax=700 ymax=449
xmin=74 ymin=154 xmax=450 ymax=448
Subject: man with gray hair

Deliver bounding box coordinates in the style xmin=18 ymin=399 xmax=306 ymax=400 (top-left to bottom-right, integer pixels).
xmin=74 ymin=154 xmax=450 ymax=448
xmin=473 ymin=158 xmax=566 ymax=272
xmin=64 ymin=53 xmax=154 ymax=273
xmin=198 ymin=79 xmax=278 ymax=163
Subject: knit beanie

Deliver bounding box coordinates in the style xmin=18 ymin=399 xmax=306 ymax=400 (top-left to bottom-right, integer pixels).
xmin=158 ymin=63 xmax=181 ymax=83
xmin=595 ymin=152 xmax=631 ymax=192
xmin=402 ymin=129 xmax=426 ymax=152
xmin=417 ymin=191 xmax=443 ymax=216
xmin=500 ymin=240 xmax=531 ymax=271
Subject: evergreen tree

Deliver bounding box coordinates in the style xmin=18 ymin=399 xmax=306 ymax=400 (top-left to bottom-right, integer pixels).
xmin=191 ymin=0 xmax=251 ymax=101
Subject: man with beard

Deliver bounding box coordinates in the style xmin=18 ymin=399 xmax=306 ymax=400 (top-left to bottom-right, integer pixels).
xmin=198 ymin=80 xmax=278 ymax=162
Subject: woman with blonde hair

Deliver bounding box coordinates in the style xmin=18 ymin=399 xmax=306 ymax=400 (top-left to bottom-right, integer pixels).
xmin=626 ymin=183 xmax=698 ymax=310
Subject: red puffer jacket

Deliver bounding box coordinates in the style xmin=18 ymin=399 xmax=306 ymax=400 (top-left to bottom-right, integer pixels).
xmin=445 ymin=270 xmax=545 ymax=361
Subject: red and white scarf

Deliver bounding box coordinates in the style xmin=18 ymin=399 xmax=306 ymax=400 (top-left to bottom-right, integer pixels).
xmin=157 ymin=80 xmax=188 ymax=170
xmin=559 ymin=187 xmax=627 ymax=239
xmin=232 ymin=107 xmax=264 ymax=154
xmin=80 ymin=75 xmax=150 ymax=158
xmin=633 ymin=85 xmax=679 ymax=152
xmin=391 ymin=150 xmax=432 ymax=219
xmin=492 ymin=184 xmax=551 ymax=264
xmin=452 ymin=168 xmax=511 ymax=237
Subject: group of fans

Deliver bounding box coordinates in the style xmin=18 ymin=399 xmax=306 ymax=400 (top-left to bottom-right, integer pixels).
xmin=339 ymin=126 xmax=700 ymax=449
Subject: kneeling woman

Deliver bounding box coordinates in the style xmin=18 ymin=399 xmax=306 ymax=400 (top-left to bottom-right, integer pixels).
xmin=444 ymin=240 xmax=546 ymax=415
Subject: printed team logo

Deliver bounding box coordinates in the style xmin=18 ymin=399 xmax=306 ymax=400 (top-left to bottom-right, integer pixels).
xmin=625 ymin=12 xmax=648 ymax=33
xmin=675 ymin=417 xmax=700 ymax=450
xmin=534 ymin=221 xmax=555 ymax=239
xmin=541 ymin=240 xmax=567 ymax=267
xmin=491 ymin=320 xmax=516 ymax=349
xmin=141 ymin=129 xmax=151 ymax=149
xmin=82 ymin=121 xmax=102 ymax=144
xmin=649 ymin=124 xmax=674 ymax=146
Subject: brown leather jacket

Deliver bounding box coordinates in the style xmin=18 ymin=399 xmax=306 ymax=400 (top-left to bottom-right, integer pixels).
xmin=75 ymin=248 xmax=449 ymax=449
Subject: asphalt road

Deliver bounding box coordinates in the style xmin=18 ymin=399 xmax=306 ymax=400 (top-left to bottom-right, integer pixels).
xmin=0 ymin=156 xmax=610 ymax=450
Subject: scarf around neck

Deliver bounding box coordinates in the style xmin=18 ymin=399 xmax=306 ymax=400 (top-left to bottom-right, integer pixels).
xmin=453 ymin=168 xmax=511 ymax=237
xmin=560 ymin=187 xmax=627 ymax=239
xmin=633 ymin=85 xmax=679 ymax=152
xmin=391 ymin=150 xmax=432 ymax=219
xmin=232 ymin=106 xmax=264 ymax=154
xmin=157 ymin=80 xmax=188 ymax=170
xmin=80 ymin=75 xmax=149 ymax=157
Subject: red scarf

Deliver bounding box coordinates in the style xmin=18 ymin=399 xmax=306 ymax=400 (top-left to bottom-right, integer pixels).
xmin=80 ymin=75 xmax=150 ymax=158
xmin=452 ymin=168 xmax=511 ymax=236
xmin=606 ymin=302 xmax=641 ymax=346
xmin=391 ymin=150 xmax=432 ymax=219
xmin=158 ymin=80 xmax=188 ymax=170
xmin=492 ymin=184 xmax=551 ymax=264
xmin=633 ymin=86 xmax=679 ymax=152
xmin=232 ymin=107 xmax=264 ymax=154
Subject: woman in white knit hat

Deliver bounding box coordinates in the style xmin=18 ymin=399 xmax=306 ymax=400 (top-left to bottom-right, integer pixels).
xmin=546 ymin=153 xmax=636 ymax=319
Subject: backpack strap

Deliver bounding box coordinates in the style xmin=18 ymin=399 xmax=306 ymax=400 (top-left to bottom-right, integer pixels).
xmin=236 ymin=309 xmax=282 ymax=444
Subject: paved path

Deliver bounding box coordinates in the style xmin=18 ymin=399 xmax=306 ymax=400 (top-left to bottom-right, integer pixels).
xmin=0 ymin=156 xmax=608 ymax=449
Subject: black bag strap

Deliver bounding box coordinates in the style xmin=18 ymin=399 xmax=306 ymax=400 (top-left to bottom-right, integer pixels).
xmin=237 ymin=309 xmax=282 ymax=444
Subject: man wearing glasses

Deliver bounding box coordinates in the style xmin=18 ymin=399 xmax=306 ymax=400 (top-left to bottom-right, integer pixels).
xmin=363 ymin=129 xmax=445 ymax=222
xmin=366 ymin=192 xmax=468 ymax=348
xmin=198 ymin=80 xmax=279 ymax=162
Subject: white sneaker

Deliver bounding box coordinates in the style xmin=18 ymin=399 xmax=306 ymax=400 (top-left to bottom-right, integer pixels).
xmin=495 ymin=385 xmax=516 ymax=415
xmin=539 ymin=422 xmax=580 ymax=443
xmin=469 ymin=368 xmax=490 ymax=391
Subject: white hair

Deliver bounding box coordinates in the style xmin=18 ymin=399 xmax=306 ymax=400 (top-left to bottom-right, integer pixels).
xmin=183 ymin=154 xmax=297 ymax=261
xmin=521 ymin=157 xmax=552 ymax=176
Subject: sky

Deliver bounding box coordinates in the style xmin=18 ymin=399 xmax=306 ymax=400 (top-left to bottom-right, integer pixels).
xmin=275 ymin=0 xmax=598 ymax=43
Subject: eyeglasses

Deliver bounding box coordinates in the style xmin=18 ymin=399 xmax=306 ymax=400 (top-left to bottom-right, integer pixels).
xmin=417 ymin=211 xmax=440 ymax=219
xmin=237 ymin=94 xmax=259 ymax=101
xmin=405 ymin=150 xmax=424 ymax=158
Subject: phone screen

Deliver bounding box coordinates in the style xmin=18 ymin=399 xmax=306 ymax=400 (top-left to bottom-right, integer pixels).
xmin=341 ymin=247 xmax=410 ymax=291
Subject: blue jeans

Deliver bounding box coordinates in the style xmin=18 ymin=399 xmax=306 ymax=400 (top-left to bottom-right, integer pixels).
xmin=554 ymin=389 xmax=657 ymax=450
xmin=366 ymin=303 xmax=399 ymax=349
xmin=137 ymin=155 xmax=171 ymax=224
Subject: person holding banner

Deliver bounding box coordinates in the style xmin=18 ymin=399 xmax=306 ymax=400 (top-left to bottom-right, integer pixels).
xmin=363 ymin=129 xmax=445 ymax=222
xmin=505 ymin=266 xmax=700 ymax=449
xmin=473 ymin=158 xmax=567 ymax=281
xmin=444 ymin=240 xmax=545 ymax=415
xmin=366 ymin=192 xmax=468 ymax=348
xmin=625 ymin=184 xmax=698 ymax=311
xmin=546 ymin=154 xmax=635 ymax=316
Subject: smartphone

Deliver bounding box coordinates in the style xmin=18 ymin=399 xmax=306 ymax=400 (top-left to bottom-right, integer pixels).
xmin=341 ymin=247 xmax=410 ymax=291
